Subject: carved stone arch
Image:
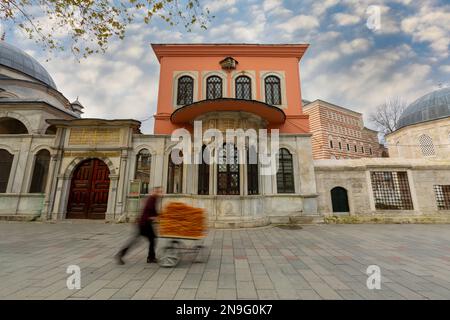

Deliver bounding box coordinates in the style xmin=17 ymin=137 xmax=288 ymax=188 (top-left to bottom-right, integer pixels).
xmin=134 ymin=144 xmax=156 ymax=157
xmin=0 ymin=111 xmax=33 ymax=134
xmin=0 ymin=143 xmax=16 ymax=154
xmin=63 ymin=156 xmax=116 ymax=179
xmin=31 ymin=144 xmax=54 ymax=156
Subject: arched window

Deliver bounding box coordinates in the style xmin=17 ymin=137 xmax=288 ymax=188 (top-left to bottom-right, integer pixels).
xmin=198 ymin=145 xmax=210 ymax=195
xmin=177 ymin=76 xmax=194 ymax=105
xmin=265 ymin=76 xmax=281 ymax=105
xmin=247 ymin=146 xmax=258 ymax=195
xmin=277 ymin=148 xmax=294 ymax=193
xmin=217 ymin=144 xmax=240 ymax=195
xmin=45 ymin=125 xmax=57 ymax=135
xmin=0 ymin=117 xmax=28 ymax=134
xmin=135 ymin=149 xmax=151 ymax=194
xmin=29 ymin=149 xmax=51 ymax=193
xmin=419 ymin=134 xmax=435 ymax=156
xmin=167 ymin=149 xmax=183 ymax=194
xmin=0 ymin=149 xmax=14 ymax=193
xmin=206 ymin=75 xmax=222 ymax=99
xmin=235 ymin=76 xmax=252 ymax=100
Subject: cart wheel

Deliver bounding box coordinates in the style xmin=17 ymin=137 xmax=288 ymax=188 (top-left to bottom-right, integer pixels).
xmin=158 ymin=240 xmax=181 ymax=268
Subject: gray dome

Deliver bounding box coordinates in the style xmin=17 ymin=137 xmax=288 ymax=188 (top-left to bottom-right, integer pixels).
xmin=397 ymin=87 xmax=450 ymax=129
xmin=0 ymin=41 xmax=57 ymax=89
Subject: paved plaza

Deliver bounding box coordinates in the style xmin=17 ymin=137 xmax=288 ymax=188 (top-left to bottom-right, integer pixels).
xmin=1 ymin=221 xmax=450 ymax=300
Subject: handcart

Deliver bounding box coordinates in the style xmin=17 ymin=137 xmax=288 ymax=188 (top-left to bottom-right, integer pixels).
xmin=156 ymin=202 xmax=208 ymax=268
xmin=157 ymin=235 xmax=207 ymax=268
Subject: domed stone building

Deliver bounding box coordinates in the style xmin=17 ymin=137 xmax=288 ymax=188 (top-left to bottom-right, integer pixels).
xmin=386 ymin=87 xmax=450 ymax=159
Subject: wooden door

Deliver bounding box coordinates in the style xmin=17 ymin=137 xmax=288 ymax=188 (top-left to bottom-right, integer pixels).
xmin=67 ymin=159 xmax=110 ymax=219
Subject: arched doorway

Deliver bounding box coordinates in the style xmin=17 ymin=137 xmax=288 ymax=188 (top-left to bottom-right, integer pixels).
xmin=67 ymin=158 xmax=110 ymax=219
xmin=331 ymin=187 xmax=349 ymax=213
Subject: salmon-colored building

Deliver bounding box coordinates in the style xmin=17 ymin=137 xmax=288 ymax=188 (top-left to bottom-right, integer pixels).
xmin=152 ymin=44 xmax=310 ymax=135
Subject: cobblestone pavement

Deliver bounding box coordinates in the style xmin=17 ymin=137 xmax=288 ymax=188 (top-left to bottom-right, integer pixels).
xmin=1 ymin=221 xmax=450 ymax=300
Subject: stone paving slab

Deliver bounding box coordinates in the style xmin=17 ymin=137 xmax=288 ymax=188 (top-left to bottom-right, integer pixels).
xmin=1 ymin=222 xmax=450 ymax=300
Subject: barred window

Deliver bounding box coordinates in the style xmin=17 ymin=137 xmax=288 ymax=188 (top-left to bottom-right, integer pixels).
xmin=0 ymin=149 xmax=13 ymax=193
xmin=419 ymin=134 xmax=435 ymax=156
xmin=217 ymin=144 xmax=240 ymax=195
xmin=135 ymin=149 xmax=151 ymax=194
xmin=29 ymin=149 xmax=51 ymax=193
xmin=265 ymin=76 xmax=281 ymax=105
xmin=277 ymin=148 xmax=294 ymax=193
xmin=177 ymin=76 xmax=194 ymax=105
xmin=167 ymin=149 xmax=183 ymax=194
xmin=198 ymin=145 xmax=210 ymax=195
xmin=235 ymin=76 xmax=252 ymax=100
xmin=247 ymin=146 xmax=258 ymax=195
xmin=370 ymin=171 xmax=413 ymax=210
xmin=434 ymin=185 xmax=450 ymax=210
xmin=206 ymin=76 xmax=222 ymax=100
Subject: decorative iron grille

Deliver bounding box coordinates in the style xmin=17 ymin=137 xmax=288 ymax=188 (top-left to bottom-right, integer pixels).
xmin=177 ymin=76 xmax=194 ymax=105
xmin=264 ymin=76 xmax=281 ymax=105
xmin=434 ymin=185 xmax=450 ymax=210
xmin=419 ymin=134 xmax=436 ymax=156
xmin=217 ymin=144 xmax=240 ymax=195
xmin=235 ymin=76 xmax=252 ymax=100
xmin=370 ymin=171 xmax=413 ymax=210
xmin=277 ymin=148 xmax=294 ymax=193
xmin=206 ymin=76 xmax=222 ymax=99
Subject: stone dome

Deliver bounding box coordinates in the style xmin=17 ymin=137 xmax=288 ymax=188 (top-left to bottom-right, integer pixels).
xmin=397 ymin=87 xmax=450 ymax=129
xmin=0 ymin=41 xmax=57 ymax=89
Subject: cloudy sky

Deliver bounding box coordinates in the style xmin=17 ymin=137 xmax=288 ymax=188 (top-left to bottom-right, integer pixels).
xmin=5 ymin=0 xmax=450 ymax=133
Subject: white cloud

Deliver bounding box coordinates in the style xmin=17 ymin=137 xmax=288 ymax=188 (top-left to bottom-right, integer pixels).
xmin=339 ymin=38 xmax=371 ymax=55
xmin=440 ymin=65 xmax=450 ymax=73
xmin=312 ymin=0 xmax=339 ymax=16
xmin=205 ymin=0 xmax=237 ymax=13
xmin=401 ymin=5 xmax=450 ymax=57
xmin=333 ymin=13 xmax=361 ymax=26
xmin=276 ymin=14 xmax=319 ymax=33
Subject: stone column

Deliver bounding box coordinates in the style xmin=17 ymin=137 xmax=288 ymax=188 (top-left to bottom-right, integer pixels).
xmin=296 ymin=136 xmax=318 ymax=215
xmin=42 ymin=154 xmax=58 ymax=219
xmin=107 ymin=174 xmax=119 ymax=221
xmin=115 ymin=150 xmax=128 ymax=216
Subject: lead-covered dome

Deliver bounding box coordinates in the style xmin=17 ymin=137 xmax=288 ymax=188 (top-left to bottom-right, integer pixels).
xmin=397 ymin=87 xmax=450 ymax=129
xmin=0 ymin=41 xmax=57 ymax=89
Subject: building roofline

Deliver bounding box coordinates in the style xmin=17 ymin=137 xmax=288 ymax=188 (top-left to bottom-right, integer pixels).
xmin=385 ymin=115 xmax=450 ymax=137
xmin=0 ymin=100 xmax=78 ymax=118
xmin=151 ymin=43 xmax=309 ymax=62
xmin=302 ymin=99 xmax=362 ymax=116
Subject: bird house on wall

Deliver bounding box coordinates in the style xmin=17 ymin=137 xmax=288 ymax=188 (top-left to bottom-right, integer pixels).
xmin=220 ymin=57 xmax=238 ymax=70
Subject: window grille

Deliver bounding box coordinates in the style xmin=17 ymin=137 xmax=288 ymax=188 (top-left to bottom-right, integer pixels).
xmin=434 ymin=185 xmax=450 ymax=210
xmin=370 ymin=171 xmax=413 ymax=210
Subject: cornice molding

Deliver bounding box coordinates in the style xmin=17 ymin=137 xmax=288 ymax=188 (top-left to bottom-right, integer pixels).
xmin=151 ymin=44 xmax=309 ymax=62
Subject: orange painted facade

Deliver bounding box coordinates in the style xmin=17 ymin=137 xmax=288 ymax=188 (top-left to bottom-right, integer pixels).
xmin=151 ymin=44 xmax=310 ymax=134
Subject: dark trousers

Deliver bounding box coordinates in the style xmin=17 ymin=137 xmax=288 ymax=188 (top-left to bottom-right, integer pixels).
xmin=119 ymin=222 xmax=156 ymax=260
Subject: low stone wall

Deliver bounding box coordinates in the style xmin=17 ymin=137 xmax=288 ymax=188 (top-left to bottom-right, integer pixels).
xmin=314 ymin=158 xmax=450 ymax=220
xmin=0 ymin=194 xmax=45 ymax=219
xmin=124 ymin=193 xmax=321 ymax=228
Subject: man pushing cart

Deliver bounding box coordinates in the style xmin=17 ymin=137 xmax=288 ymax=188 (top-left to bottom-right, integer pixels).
xmin=157 ymin=202 xmax=208 ymax=267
